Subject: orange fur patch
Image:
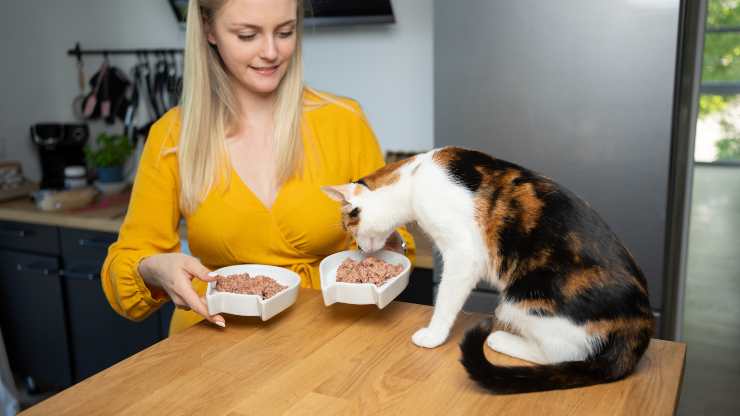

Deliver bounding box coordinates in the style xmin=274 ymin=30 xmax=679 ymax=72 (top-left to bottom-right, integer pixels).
xmin=566 ymin=232 xmax=582 ymax=263
xmin=359 ymin=158 xmax=412 ymax=190
xmin=562 ymin=267 xmax=611 ymax=298
xmin=513 ymin=182 xmax=543 ymax=233
xmin=514 ymin=298 xmax=557 ymax=315
xmin=585 ymin=317 xmax=655 ymax=339
xmin=431 ymin=147 xmax=456 ymax=168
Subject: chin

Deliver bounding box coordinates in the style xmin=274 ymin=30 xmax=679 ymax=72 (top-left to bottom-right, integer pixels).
xmin=244 ymin=82 xmax=280 ymax=95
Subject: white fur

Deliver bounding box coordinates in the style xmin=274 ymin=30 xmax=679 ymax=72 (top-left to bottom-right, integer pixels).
xmin=324 ymin=148 xmax=599 ymax=360
xmin=493 ymin=302 xmax=600 ymax=363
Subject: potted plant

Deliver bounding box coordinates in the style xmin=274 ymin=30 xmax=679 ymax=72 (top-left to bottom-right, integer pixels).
xmin=84 ymin=132 xmax=133 ymax=183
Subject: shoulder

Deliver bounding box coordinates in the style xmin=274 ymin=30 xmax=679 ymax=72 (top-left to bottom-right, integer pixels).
xmin=148 ymin=107 xmax=182 ymax=148
xmin=140 ymin=107 xmax=181 ymax=166
xmin=303 ymin=88 xmax=367 ymax=126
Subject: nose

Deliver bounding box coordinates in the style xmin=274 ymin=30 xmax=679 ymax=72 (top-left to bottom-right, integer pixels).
xmin=260 ymin=35 xmax=278 ymax=61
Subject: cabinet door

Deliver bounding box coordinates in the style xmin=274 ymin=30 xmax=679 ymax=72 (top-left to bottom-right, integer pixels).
xmin=63 ymin=264 xmax=160 ymax=382
xmin=59 ymin=228 xmax=163 ymax=382
xmin=0 ymin=220 xmax=59 ymax=255
xmin=0 ymin=250 xmax=71 ymax=390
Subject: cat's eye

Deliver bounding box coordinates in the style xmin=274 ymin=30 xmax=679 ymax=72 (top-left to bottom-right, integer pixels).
xmin=349 ymin=207 xmax=360 ymax=218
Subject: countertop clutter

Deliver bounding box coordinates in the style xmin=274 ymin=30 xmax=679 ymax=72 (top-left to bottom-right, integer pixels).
xmin=19 ymin=289 xmax=687 ymax=416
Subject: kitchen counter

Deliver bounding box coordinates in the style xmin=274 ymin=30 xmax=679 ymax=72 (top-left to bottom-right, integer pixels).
xmin=0 ymin=196 xmax=435 ymax=268
xmin=0 ymin=196 xmax=127 ymax=233
xmin=21 ymin=289 xmax=686 ymax=416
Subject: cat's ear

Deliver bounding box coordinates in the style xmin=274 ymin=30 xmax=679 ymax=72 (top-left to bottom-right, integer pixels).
xmin=321 ymin=184 xmax=355 ymax=204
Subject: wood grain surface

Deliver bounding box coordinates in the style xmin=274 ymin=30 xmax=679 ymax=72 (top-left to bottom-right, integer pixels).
xmin=21 ymin=289 xmax=685 ymax=416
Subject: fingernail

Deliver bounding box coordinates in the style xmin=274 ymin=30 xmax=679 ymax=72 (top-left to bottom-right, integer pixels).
xmin=215 ymin=320 xmax=225 ymax=328
xmin=208 ymin=272 xmax=216 ymax=277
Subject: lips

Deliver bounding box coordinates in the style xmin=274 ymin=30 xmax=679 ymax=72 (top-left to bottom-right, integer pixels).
xmin=250 ymin=64 xmax=279 ymax=76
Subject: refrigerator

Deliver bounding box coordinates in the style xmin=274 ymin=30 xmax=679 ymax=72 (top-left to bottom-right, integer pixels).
xmin=433 ymin=0 xmax=701 ymax=339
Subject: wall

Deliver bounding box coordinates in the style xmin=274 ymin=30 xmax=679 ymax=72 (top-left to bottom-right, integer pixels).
xmin=0 ymin=0 xmax=433 ymax=182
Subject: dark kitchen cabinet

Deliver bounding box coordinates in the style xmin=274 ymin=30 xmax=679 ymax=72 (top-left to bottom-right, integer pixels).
xmin=60 ymin=228 xmax=161 ymax=382
xmin=0 ymin=220 xmax=170 ymax=392
xmin=0 ymin=239 xmax=72 ymax=390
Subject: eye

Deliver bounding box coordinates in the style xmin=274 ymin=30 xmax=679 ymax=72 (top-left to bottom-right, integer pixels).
xmin=277 ymin=30 xmax=294 ymax=38
xmin=349 ymin=207 xmax=360 ymax=218
xmin=238 ymin=33 xmax=257 ymax=41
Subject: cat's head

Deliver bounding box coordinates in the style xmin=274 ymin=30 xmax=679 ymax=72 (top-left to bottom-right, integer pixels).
xmin=321 ymin=181 xmax=395 ymax=252
xmin=321 ymin=159 xmax=415 ymax=252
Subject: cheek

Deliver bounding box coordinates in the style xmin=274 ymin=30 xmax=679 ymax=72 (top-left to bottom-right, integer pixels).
xmin=278 ymin=38 xmax=297 ymax=59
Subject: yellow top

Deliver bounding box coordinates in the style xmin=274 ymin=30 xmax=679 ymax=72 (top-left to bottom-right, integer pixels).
xmin=101 ymin=93 xmax=414 ymax=335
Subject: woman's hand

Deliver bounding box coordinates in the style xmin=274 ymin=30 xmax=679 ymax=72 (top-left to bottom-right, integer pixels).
xmin=138 ymin=253 xmax=226 ymax=327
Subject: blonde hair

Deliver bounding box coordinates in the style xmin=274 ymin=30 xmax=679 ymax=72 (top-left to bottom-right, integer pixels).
xmin=178 ymin=0 xmax=305 ymax=214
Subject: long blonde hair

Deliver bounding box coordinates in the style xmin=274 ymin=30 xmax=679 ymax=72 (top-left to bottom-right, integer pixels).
xmin=178 ymin=0 xmax=305 ymax=214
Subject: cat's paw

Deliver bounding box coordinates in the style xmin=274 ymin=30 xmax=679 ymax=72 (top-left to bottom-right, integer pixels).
xmin=412 ymin=327 xmax=448 ymax=348
xmin=485 ymin=330 xmax=508 ymax=353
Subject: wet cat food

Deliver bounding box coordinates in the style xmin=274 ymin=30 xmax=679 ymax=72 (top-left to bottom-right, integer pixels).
xmin=214 ymin=273 xmax=287 ymax=299
xmin=336 ymin=257 xmax=404 ymax=286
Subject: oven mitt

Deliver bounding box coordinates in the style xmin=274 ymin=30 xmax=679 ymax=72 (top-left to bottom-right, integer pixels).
xmin=83 ymin=64 xmax=131 ymax=124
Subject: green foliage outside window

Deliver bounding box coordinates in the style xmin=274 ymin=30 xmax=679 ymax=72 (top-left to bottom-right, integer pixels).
xmin=701 ymin=1 xmax=740 ymax=160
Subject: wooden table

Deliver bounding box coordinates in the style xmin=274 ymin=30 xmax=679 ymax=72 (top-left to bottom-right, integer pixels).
xmin=21 ymin=289 xmax=686 ymax=415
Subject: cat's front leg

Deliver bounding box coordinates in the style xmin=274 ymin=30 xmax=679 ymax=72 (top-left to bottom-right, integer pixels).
xmin=412 ymin=260 xmax=480 ymax=348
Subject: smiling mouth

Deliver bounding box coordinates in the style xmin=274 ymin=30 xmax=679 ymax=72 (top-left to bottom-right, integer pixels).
xmin=250 ymin=65 xmax=279 ymax=75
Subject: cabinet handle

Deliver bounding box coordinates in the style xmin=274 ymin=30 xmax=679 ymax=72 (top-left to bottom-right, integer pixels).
xmin=0 ymin=228 xmax=31 ymax=238
xmin=78 ymin=238 xmax=115 ymax=248
xmin=64 ymin=270 xmax=99 ymax=280
xmin=16 ymin=262 xmax=59 ymax=276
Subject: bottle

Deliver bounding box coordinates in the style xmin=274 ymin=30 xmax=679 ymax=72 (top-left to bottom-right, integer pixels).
xmin=64 ymin=165 xmax=87 ymax=189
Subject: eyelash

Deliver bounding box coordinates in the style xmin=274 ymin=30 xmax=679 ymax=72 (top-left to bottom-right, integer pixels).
xmin=237 ymin=31 xmax=294 ymax=41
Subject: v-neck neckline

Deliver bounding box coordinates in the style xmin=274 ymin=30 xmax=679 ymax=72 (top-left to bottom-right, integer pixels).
xmin=230 ymin=165 xmax=283 ymax=213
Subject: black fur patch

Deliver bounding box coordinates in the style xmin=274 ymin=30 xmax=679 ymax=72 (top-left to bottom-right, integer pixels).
xmin=445 ymin=149 xmax=519 ymax=192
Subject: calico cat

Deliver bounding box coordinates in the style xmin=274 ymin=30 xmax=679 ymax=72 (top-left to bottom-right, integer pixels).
xmin=322 ymin=146 xmax=654 ymax=394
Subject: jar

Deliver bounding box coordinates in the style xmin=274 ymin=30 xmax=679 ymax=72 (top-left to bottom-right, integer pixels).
xmin=64 ymin=165 xmax=87 ymax=189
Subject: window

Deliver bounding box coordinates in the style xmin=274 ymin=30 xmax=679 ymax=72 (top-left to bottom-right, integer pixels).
xmin=695 ymin=0 xmax=740 ymax=163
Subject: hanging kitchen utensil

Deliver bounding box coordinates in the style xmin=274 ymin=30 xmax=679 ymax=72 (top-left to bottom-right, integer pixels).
xmin=153 ymin=53 xmax=169 ymax=114
xmin=123 ymin=60 xmax=142 ymax=142
xmin=72 ymin=51 xmax=87 ymax=120
xmin=143 ymin=53 xmax=161 ymax=118
xmin=82 ymin=58 xmax=108 ymax=119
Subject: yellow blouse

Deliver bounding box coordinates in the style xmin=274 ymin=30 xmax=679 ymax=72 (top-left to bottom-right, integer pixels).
xmin=101 ymin=92 xmax=415 ymax=335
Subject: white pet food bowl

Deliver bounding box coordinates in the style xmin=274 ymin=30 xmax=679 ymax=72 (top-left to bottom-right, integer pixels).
xmin=206 ymin=264 xmax=301 ymax=321
xmin=320 ymin=250 xmax=411 ymax=309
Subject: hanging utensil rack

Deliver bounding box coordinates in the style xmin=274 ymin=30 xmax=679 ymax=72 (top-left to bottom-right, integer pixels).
xmin=67 ymin=42 xmax=183 ymax=59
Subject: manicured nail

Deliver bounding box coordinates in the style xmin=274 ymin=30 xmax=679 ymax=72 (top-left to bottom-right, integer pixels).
xmin=215 ymin=320 xmax=226 ymax=328
xmin=208 ymin=272 xmax=216 ymax=277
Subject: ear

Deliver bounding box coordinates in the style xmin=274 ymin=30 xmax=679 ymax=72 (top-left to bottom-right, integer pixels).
xmin=321 ymin=184 xmax=355 ymax=204
xmin=204 ymin=19 xmax=217 ymax=45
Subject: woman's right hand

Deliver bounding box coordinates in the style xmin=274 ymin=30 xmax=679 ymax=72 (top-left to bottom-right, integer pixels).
xmin=138 ymin=253 xmax=226 ymax=327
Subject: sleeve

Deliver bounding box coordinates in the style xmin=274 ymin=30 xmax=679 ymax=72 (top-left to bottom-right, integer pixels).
xmin=101 ymin=112 xmax=182 ymax=321
xmin=345 ymin=101 xmax=417 ymax=263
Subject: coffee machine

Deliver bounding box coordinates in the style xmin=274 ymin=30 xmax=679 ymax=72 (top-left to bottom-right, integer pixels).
xmin=30 ymin=123 xmax=89 ymax=189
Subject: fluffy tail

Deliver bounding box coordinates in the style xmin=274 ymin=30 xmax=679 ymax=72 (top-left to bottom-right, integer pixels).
xmin=459 ymin=319 xmax=646 ymax=394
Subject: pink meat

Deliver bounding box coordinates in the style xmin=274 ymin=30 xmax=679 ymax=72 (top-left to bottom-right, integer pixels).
xmin=335 ymin=257 xmax=404 ymax=286
xmin=214 ymin=273 xmax=287 ymax=299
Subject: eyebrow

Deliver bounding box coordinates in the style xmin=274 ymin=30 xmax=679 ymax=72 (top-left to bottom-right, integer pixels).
xmin=230 ymin=19 xmax=296 ymax=30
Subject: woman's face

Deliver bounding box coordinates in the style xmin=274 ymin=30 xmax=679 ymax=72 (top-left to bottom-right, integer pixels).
xmin=207 ymin=0 xmax=298 ymax=97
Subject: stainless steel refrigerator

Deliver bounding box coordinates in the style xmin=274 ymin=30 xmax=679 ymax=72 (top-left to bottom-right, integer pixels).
xmin=433 ymin=0 xmax=702 ymax=339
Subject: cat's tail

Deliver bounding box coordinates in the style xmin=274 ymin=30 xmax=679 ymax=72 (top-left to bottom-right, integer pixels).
xmin=459 ymin=318 xmax=646 ymax=394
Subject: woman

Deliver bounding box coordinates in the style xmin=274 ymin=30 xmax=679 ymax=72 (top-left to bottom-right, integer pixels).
xmin=102 ymin=0 xmax=414 ymax=334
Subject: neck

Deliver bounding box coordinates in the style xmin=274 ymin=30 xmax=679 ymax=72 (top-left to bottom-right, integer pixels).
xmin=387 ymin=175 xmax=416 ymax=227
xmin=232 ymin=80 xmax=277 ymax=129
